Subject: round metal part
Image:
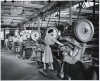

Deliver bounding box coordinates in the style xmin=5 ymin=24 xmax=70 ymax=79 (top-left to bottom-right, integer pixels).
xmin=46 ymin=27 xmax=59 ymax=39
xmin=22 ymin=32 xmax=30 ymax=40
xmin=31 ymin=31 xmax=40 ymax=41
xmin=74 ymin=20 xmax=94 ymax=42
xmin=82 ymin=27 xmax=88 ymax=34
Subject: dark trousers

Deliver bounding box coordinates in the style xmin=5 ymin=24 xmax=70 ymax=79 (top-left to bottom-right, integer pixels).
xmin=1 ymin=40 xmax=4 ymax=48
xmin=63 ymin=62 xmax=85 ymax=80
xmin=53 ymin=56 xmax=61 ymax=73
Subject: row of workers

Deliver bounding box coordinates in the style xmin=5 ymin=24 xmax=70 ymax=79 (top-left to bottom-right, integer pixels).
xmin=4 ymin=35 xmax=39 ymax=60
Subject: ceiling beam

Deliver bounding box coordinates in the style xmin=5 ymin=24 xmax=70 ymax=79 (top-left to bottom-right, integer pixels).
xmin=65 ymin=8 xmax=99 ymax=14
xmin=2 ymin=21 xmax=18 ymax=24
xmin=2 ymin=16 xmax=26 ymax=20
xmin=41 ymin=21 xmax=55 ymax=24
xmin=45 ymin=18 xmax=69 ymax=21
xmin=1 ymin=2 xmax=45 ymax=8
xmin=2 ymin=20 xmax=21 ymax=23
xmin=1 ymin=10 xmax=34 ymax=15
xmin=2 ymin=19 xmax=23 ymax=21
xmin=46 ymin=14 xmax=86 ymax=19
xmin=61 ymin=15 xmax=85 ymax=18
xmin=11 ymin=2 xmax=57 ymax=27
xmin=1 ymin=24 xmax=17 ymax=28
xmin=1 ymin=14 xmax=29 ymax=18
xmin=2 ymin=23 xmax=17 ymax=26
xmin=73 ymin=9 xmax=99 ymax=14
xmin=1 ymin=28 xmax=24 ymax=29
xmin=2 ymin=6 xmax=35 ymax=11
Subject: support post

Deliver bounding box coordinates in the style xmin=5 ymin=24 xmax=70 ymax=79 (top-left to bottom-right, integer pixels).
xmin=58 ymin=3 xmax=61 ymax=26
xmin=93 ymin=0 xmax=95 ymax=26
xmin=38 ymin=17 xmax=40 ymax=33
xmin=69 ymin=1 xmax=72 ymax=25
xmin=4 ymin=29 xmax=5 ymax=40
xmin=47 ymin=14 xmax=51 ymax=27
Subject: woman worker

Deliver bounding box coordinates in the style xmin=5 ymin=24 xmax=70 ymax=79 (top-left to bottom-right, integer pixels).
xmin=42 ymin=29 xmax=63 ymax=71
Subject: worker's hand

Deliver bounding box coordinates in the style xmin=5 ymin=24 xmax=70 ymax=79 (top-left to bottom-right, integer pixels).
xmin=60 ymin=44 xmax=64 ymax=46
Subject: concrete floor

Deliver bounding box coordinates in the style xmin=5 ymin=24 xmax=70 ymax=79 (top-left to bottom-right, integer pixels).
xmin=1 ymin=48 xmax=59 ymax=80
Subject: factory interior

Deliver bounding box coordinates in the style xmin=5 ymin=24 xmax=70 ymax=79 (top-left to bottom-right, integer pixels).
xmin=1 ymin=0 xmax=99 ymax=80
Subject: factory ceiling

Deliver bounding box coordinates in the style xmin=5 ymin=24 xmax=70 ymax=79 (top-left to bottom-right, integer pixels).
xmin=1 ymin=1 xmax=99 ymax=29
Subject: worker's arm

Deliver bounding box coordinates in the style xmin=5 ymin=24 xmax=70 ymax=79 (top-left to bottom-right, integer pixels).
xmin=52 ymin=38 xmax=63 ymax=46
xmin=72 ymin=47 xmax=79 ymax=57
xmin=73 ymin=48 xmax=82 ymax=61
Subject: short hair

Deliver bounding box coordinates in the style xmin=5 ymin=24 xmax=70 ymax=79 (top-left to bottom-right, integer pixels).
xmin=48 ymin=29 xmax=53 ymax=33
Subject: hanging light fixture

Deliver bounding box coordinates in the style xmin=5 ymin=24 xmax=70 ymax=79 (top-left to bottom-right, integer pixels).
xmin=42 ymin=18 xmax=46 ymax=21
xmin=11 ymin=20 xmax=14 ymax=24
xmin=55 ymin=12 xmax=59 ymax=17
xmin=21 ymin=9 xmax=27 ymax=15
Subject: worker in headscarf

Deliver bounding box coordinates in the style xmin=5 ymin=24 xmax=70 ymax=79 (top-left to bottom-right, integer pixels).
xmin=18 ymin=35 xmax=23 ymax=56
xmin=12 ymin=36 xmax=17 ymax=52
xmin=60 ymin=39 xmax=84 ymax=80
xmin=5 ymin=37 xmax=8 ymax=50
xmin=42 ymin=29 xmax=63 ymax=71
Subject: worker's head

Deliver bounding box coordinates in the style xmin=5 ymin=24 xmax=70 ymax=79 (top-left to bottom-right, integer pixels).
xmin=48 ymin=29 xmax=54 ymax=36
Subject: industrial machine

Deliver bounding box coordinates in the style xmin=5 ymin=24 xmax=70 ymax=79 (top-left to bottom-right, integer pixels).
xmin=44 ymin=19 xmax=98 ymax=80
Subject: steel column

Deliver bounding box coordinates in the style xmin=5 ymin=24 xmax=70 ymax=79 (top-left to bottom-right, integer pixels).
xmin=69 ymin=1 xmax=72 ymax=25
xmin=93 ymin=0 xmax=95 ymax=25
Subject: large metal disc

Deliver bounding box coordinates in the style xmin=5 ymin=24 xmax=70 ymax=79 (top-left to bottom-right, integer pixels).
xmin=46 ymin=27 xmax=59 ymax=39
xmin=31 ymin=31 xmax=40 ymax=41
xmin=74 ymin=20 xmax=94 ymax=42
xmin=22 ymin=32 xmax=30 ymax=40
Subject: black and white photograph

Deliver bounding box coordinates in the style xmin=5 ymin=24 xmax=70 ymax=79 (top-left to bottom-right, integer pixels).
xmin=1 ymin=0 xmax=99 ymax=80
